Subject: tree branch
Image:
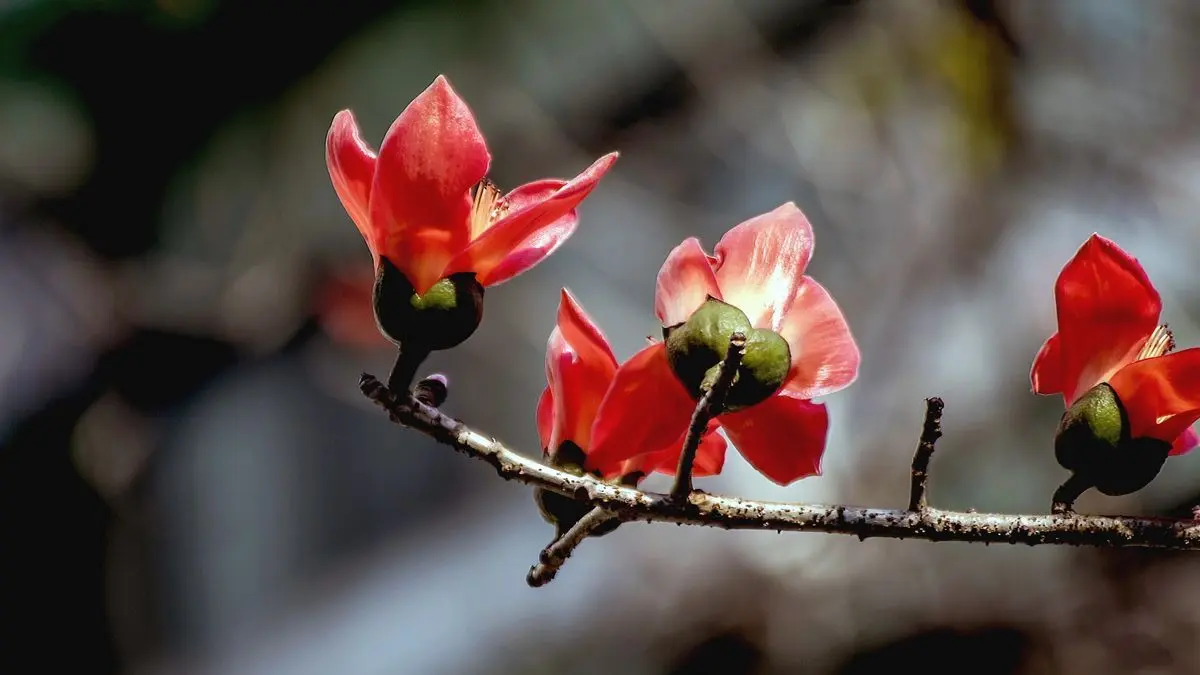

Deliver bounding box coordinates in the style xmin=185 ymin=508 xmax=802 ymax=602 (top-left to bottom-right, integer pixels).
xmin=671 ymin=331 xmax=746 ymax=500
xmin=359 ymin=374 xmax=1200 ymax=586
xmin=526 ymin=507 xmax=622 ymax=587
xmin=907 ymin=397 xmax=945 ymax=512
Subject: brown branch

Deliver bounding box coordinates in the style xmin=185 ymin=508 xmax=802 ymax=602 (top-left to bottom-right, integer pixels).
xmin=359 ymin=374 xmax=1200 ymax=587
xmin=671 ymin=331 xmax=746 ymax=500
xmin=526 ymin=507 xmax=622 ymax=587
xmin=907 ymin=397 xmax=945 ymax=512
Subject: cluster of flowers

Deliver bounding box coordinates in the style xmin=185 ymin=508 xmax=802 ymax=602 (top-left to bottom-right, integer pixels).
xmin=327 ymin=75 xmax=1200 ymax=529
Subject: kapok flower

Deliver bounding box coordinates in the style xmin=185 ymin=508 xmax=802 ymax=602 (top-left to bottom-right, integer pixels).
xmin=534 ymin=289 xmax=726 ymax=535
xmin=1031 ymin=233 xmax=1200 ymax=495
xmin=326 ymin=75 xmax=617 ymax=349
xmin=586 ymin=202 xmax=861 ymax=486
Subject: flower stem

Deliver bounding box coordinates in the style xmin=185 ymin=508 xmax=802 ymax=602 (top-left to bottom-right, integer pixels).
xmin=670 ymin=331 xmax=747 ymax=502
xmin=1051 ymin=473 xmax=1093 ymax=514
xmin=387 ymin=342 xmax=431 ymax=394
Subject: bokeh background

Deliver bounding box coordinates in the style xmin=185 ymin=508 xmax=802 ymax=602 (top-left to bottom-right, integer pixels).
xmin=6 ymin=0 xmax=1200 ymax=673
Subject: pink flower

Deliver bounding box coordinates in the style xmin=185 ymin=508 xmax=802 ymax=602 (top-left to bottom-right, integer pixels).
xmin=586 ymin=203 xmax=861 ymax=485
xmin=326 ymin=75 xmax=618 ymax=296
xmin=537 ymin=289 xmax=726 ymax=482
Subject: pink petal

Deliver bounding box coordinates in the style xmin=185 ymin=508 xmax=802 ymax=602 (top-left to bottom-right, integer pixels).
xmin=711 ymin=202 xmax=815 ymax=332
xmin=368 ymin=75 xmax=491 ymax=295
xmin=777 ymin=276 xmax=860 ymax=399
xmin=453 ymin=153 xmax=618 ymax=287
xmin=326 ymin=110 xmax=379 ymax=265
xmin=718 ymin=396 xmax=829 ymax=485
xmin=586 ymin=343 xmax=696 ymax=472
xmin=1109 ymin=348 xmax=1200 ymax=448
xmin=470 ymin=180 xmax=576 ymax=286
xmin=1051 ymin=233 xmax=1162 ymax=405
xmin=1171 ymin=426 xmax=1198 ymax=457
xmin=655 ymin=238 xmax=723 ymax=327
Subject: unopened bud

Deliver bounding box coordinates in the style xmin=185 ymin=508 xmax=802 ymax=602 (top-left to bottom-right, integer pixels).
xmin=372 ymin=258 xmax=484 ymax=351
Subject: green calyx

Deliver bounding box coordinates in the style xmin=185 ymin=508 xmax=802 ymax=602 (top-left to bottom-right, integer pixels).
xmin=372 ymin=257 xmax=485 ymax=351
xmin=1054 ymin=383 xmax=1171 ymax=497
xmin=665 ymin=298 xmax=791 ymax=412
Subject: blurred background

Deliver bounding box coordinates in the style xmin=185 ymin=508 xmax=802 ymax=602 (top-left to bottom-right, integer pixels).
xmin=6 ymin=0 xmax=1200 ymax=673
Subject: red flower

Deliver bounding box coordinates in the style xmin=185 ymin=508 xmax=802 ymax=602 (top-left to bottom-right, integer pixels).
xmin=536 ymin=289 xmax=727 ymax=482
xmin=586 ymin=203 xmax=861 ymax=485
xmin=1031 ymin=233 xmax=1200 ymax=455
xmin=326 ymin=75 xmax=618 ymax=296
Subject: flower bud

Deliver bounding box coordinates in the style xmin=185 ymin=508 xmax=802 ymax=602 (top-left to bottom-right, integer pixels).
xmin=1054 ymin=383 xmax=1171 ymax=496
xmin=665 ymin=298 xmax=791 ymax=411
xmin=372 ymin=257 xmax=484 ymax=351
xmin=535 ymin=441 xmax=621 ymax=538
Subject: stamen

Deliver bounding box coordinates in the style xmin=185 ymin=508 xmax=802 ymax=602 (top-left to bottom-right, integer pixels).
xmin=469 ymin=178 xmax=505 ymax=237
xmin=1136 ymin=324 xmax=1175 ymax=361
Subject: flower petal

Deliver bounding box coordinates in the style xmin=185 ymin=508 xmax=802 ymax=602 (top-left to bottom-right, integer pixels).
xmin=719 ymin=396 xmax=829 ymax=485
xmin=624 ymin=419 xmax=728 ymax=478
xmin=536 ymin=386 xmax=553 ymax=454
xmin=1052 ymin=233 xmax=1162 ymax=405
xmin=369 ymin=75 xmax=491 ymax=295
xmin=455 ymin=153 xmax=618 ymax=286
xmin=1109 ymin=348 xmax=1200 ymax=447
xmin=558 ymin=287 xmax=618 ymax=368
xmin=655 ymin=238 xmax=722 ymax=326
xmin=469 ymin=180 xmax=575 ymax=287
xmin=586 ymin=343 xmax=696 ymax=471
xmin=777 ymin=276 xmax=860 ymax=399
xmin=544 ymin=292 xmax=618 ymax=453
xmin=326 ymin=110 xmax=379 ymax=265
xmin=1030 ymin=332 xmax=1065 ymax=396
xmin=711 ymin=202 xmax=815 ymax=332
xmin=1171 ymin=426 xmax=1198 ymax=457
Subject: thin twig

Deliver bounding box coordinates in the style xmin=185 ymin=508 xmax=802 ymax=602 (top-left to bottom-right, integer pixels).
xmin=907 ymin=397 xmax=945 ymax=512
xmin=526 ymin=507 xmax=621 ymax=587
xmin=671 ymin=332 xmax=747 ymax=501
xmin=360 ymin=374 xmax=1200 ymax=575
xmin=1052 ymin=473 xmax=1093 ymax=515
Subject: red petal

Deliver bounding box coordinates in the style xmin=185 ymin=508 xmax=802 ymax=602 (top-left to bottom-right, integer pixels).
xmin=1171 ymin=426 xmax=1198 ymax=457
xmin=718 ymin=396 xmax=829 ymax=485
xmin=536 ymin=386 xmax=553 ymax=454
xmin=454 ymin=153 xmax=617 ymax=286
xmin=586 ymin=343 xmax=696 ymax=471
xmin=468 ymin=180 xmax=574 ymax=286
xmin=1030 ymin=332 xmax=1066 ymax=399
xmin=1109 ymin=349 xmax=1200 ymax=446
xmin=777 ymin=276 xmax=860 ymax=399
xmin=326 ymin=110 xmax=379 ymax=265
xmin=1052 ymin=233 xmax=1161 ymax=404
xmin=711 ymin=202 xmax=815 ymax=332
xmin=626 ymin=419 xmax=728 ymax=478
xmin=368 ymin=75 xmax=491 ymax=295
xmin=543 ymin=291 xmax=618 ymax=453
xmin=558 ymin=287 xmax=618 ymax=368
xmin=655 ymin=237 xmax=722 ymax=326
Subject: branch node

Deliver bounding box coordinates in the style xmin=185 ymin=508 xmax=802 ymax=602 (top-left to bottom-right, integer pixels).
xmin=670 ymin=331 xmax=747 ymax=501
xmin=526 ymin=507 xmax=617 ymax=587
xmin=907 ymin=397 xmax=945 ymax=512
